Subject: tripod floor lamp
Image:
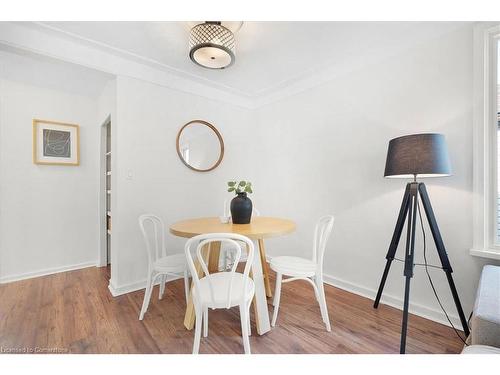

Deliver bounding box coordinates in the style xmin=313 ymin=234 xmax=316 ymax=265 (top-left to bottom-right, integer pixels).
xmin=373 ymin=133 xmax=469 ymax=354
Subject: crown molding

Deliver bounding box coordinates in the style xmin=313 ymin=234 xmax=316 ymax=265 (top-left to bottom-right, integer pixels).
xmin=0 ymin=22 xmax=382 ymax=110
xmin=0 ymin=22 xmax=254 ymax=109
xmin=253 ymin=23 xmax=478 ymax=109
xmin=31 ymin=22 xmax=252 ymax=99
xmin=1 ymin=22 xmax=472 ymax=110
xmin=28 ymin=21 xmax=373 ymax=106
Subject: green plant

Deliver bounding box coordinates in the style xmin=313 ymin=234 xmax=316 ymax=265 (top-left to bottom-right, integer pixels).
xmin=227 ymin=180 xmax=253 ymax=194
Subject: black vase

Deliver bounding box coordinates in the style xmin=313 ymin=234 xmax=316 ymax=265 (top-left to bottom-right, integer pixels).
xmin=230 ymin=192 xmax=253 ymax=224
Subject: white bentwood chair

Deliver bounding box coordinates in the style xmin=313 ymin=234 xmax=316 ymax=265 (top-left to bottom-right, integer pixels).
xmin=138 ymin=214 xmax=190 ymax=320
xmin=270 ymin=215 xmax=334 ymax=331
xmin=185 ymin=233 xmax=255 ymax=354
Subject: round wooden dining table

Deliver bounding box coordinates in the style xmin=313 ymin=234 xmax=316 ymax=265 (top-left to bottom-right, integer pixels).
xmin=169 ymin=216 xmax=296 ymax=335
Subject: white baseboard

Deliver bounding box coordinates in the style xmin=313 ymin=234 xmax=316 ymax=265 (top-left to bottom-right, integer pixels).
xmin=108 ymin=274 xmax=182 ymax=297
xmin=322 ymin=273 xmax=461 ymax=329
xmin=265 ymin=254 xmax=461 ymax=329
xmin=0 ymin=261 xmax=97 ymax=284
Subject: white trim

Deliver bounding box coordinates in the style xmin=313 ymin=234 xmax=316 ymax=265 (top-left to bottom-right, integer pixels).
xmin=470 ymin=247 xmax=500 ymax=260
xmin=322 ymin=273 xmax=461 ymax=329
xmin=265 ymin=254 xmax=461 ymax=328
xmin=107 ymin=279 xmax=120 ymax=296
xmin=108 ymin=274 xmax=182 ymax=297
xmin=0 ymin=261 xmax=97 ymax=284
xmin=472 ymin=23 xmax=500 ymax=259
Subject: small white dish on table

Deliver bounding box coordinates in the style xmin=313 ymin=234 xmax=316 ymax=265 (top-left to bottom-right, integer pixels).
xmin=219 ymin=216 xmax=231 ymax=224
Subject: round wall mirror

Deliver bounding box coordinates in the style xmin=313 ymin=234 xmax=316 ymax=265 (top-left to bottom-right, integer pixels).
xmin=176 ymin=120 xmax=224 ymax=172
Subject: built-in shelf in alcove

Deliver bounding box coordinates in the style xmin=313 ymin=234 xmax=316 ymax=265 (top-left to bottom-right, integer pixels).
xmin=104 ymin=118 xmax=112 ymax=265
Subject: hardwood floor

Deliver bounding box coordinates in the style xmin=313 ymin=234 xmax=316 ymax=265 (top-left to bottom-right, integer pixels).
xmin=0 ymin=266 xmax=464 ymax=354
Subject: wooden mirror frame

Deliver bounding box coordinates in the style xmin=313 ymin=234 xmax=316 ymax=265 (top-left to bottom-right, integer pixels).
xmin=176 ymin=120 xmax=225 ymax=172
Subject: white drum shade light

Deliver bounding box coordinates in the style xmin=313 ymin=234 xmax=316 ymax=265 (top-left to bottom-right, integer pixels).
xmin=189 ymin=22 xmax=237 ymax=69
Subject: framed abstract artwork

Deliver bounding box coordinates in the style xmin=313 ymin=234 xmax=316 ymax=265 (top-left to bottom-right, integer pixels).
xmin=32 ymin=119 xmax=80 ymax=166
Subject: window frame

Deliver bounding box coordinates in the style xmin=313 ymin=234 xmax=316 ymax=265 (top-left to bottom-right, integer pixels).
xmin=471 ymin=23 xmax=500 ymax=260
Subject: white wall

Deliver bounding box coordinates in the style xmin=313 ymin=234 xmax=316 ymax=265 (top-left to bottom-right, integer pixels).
xmin=110 ymin=76 xmax=255 ymax=293
xmin=253 ymin=24 xmax=500 ymax=326
xmin=0 ymin=50 xmax=111 ymax=282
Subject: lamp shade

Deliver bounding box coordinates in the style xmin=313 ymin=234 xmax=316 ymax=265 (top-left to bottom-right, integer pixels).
xmin=384 ymin=133 xmax=451 ymax=178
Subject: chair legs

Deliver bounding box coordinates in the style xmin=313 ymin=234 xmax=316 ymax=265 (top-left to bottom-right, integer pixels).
xmin=183 ymin=270 xmax=190 ymax=304
xmin=193 ymin=308 xmax=203 ymax=354
xmin=193 ymin=301 xmax=252 ymax=354
xmin=240 ymin=303 xmax=251 ymax=354
xmin=271 ymin=273 xmax=282 ymax=327
xmin=271 ymin=273 xmax=331 ymax=332
xmin=139 ymin=272 xmax=155 ymax=320
xmin=315 ymin=275 xmax=331 ymax=331
xmin=203 ymin=307 xmax=208 ymax=338
xmin=159 ymin=274 xmax=166 ymax=300
xmin=141 ymin=272 xmax=190 ymax=320
xmin=247 ymin=302 xmax=252 ymax=336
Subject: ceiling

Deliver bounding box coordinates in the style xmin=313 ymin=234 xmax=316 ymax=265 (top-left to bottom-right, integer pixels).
xmin=26 ymin=22 xmax=469 ymax=99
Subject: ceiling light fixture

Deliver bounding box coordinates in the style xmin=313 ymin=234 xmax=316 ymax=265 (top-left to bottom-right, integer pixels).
xmin=189 ymin=21 xmax=236 ymax=69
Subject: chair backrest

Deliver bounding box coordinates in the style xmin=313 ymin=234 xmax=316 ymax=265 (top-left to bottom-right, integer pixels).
xmin=224 ymin=198 xmax=260 ymax=217
xmin=185 ymin=233 xmax=254 ymax=308
xmin=138 ymin=214 xmax=166 ymax=267
xmin=312 ymin=215 xmax=335 ymax=272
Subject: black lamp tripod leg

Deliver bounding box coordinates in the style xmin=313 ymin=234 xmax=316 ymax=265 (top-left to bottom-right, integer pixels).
xmin=400 ymin=275 xmax=412 ymax=353
xmin=418 ymin=184 xmax=470 ymax=336
xmin=445 ymin=273 xmax=470 ymax=336
xmin=400 ymin=183 xmax=418 ymax=354
xmin=375 ymin=182 xmax=469 ymax=353
xmin=374 ymin=184 xmax=411 ymax=308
